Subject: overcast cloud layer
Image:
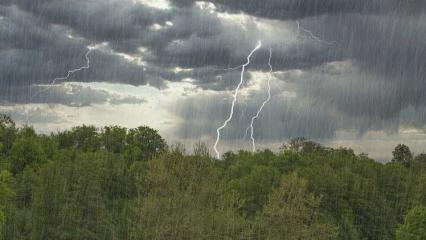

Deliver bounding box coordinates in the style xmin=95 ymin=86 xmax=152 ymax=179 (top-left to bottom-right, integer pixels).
xmin=0 ymin=0 xmax=425 ymax=160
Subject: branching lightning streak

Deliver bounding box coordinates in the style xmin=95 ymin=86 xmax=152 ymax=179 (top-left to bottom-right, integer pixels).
xmin=26 ymin=47 xmax=92 ymax=124
xmin=296 ymin=21 xmax=337 ymax=45
xmin=214 ymin=41 xmax=262 ymax=159
xmin=221 ymin=65 xmax=244 ymax=71
xmin=244 ymin=47 xmax=273 ymax=152
xmin=30 ymin=48 xmax=93 ymax=103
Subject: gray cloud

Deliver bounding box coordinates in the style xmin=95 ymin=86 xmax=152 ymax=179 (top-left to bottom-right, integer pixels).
xmin=0 ymin=1 xmax=178 ymax=94
xmin=0 ymin=0 xmax=342 ymax=99
xmin=284 ymin=13 xmax=426 ymax=126
xmin=0 ymin=106 xmax=63 ymax=124
xmin=173 ymin=91 xmax=336 ymax=140
xmin=170 ymin=0 xmax=426 ymax=19
xmin=0 ymin=0 xmax=425 ymax=142
xmin=0 ymin=83 xmax=145 ymax=107
xmin=0 ymin=0 xmax=171 ymax=51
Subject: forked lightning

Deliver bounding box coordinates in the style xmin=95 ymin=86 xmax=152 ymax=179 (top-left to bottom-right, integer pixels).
xmin=214 ymin=41 xmax=262 ymax=159
xmin=245 ymin=47 xmax=273 ymax=152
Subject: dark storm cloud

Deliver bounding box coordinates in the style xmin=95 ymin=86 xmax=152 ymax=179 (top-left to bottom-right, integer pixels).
xmin=165 ymin=0 xmax=426 ymax=132
xmin=173 ymin=91 xmax=336 ymax=140
xmin=28 ymin=84 xmax=146 ymax=107
xmin=0 ymin=83 xmax=145 ymax=107
xmin=398 ymin=106 xmax=426 ymax=130
xmin=281 ymin=13 xmax=426 ymax=127
xmin=170 ymin=0 xmax=426 ymax=19
xmin=0 ymin=0 xmax=425 ymax=138
xmin=73 ymin=50 xmax=171 ymax=87
xmin=0 ymin=0 xmax=342 ymax=95
xmin=281 ymin=61 xmax=401 ymax=129
xmin=0 ymin=4 xmax=177 ymax=92
xmin=0 ymin=44 xmax=169 ymax=89
xmin=0 ymin=2 xmax=242 ymax=94
xmin=0 ymin=0 xmax=171 ymax=52
xmin=144 ymin=3 xmax=343 ymax=71
xmin=171 ymin=0 xmax=426 ymax=136
xmin=0 ymin=1 xmax=340 ymax=114
xmin=150 ymin=28 xmax=340 ymax=71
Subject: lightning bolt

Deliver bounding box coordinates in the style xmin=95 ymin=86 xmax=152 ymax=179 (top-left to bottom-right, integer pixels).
xmin=245 ymin=47 xmax=273 ymax=152
xmin=214 ymin=41 xmax=262 ymax=159
xmin=26 ymin=47 xmax=93 ymax=124
xmin=30 ymin=48 xmax=93 ymax=103
xmin=296 ymin=21 xmax=337 ymax=45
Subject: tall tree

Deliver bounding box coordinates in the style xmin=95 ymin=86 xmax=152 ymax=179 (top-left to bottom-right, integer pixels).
xmin=392 ymin=144 xmax=413 ymax=167
xmin=102 ymin=126 xmax=127 ymax=154
xmin=0 ymin=114 xmax=16 ymax=156
xmin=126 ymin=126 xmax=167 ymax=161
xmin=9 ymin=132 xmax=45 ymax=175
xmin=71 ymin=125 xmax=101 ymax=152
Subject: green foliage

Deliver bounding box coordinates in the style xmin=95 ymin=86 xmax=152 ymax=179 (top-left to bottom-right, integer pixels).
xmin=102 ymin=126 xmax=127 ymax=153
xmin=392 ymin=144 xmax=413 ymax=167
xmin=72 ymin=125 xmax=101 ymax=151
xmin=126 ymin=126 xmax=167 ymax=161
xmin=0 ymin=114 xmax=16 ymax=156
xmin=0 ymin=118 xmax=425 ymax=240
xmin=396 ymin=206 xmax=426 ymax=240
xmin=281 ymin=137 xmax=324 ymax=153
xmin=193 ymin=141 xmax=210 ymax=157
xmin=258 ymin=173 xmax=338 ymax=239
xmin=133 ymin=153 xmax=246 ymax=239
xmin=56 ymin=125 xmax=101 ymax=152
xmin=295 ymin=149 xmax=394 ymax=239
xmin=0 ymin=170 xmax=13 ymax=228
xmin=413 ymin=154 xmax=426 ymax=174
xmin=9 ymin=132 xmax=45 ymax=175
xmin=228 ymin=163 xmax=280 ymax=216
xmin=31 ymin=152 xmax=112 ymax=240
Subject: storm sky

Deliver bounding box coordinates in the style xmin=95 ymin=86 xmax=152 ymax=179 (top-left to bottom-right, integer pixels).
xmin=0 ymin=0 xmax=425 ymax=160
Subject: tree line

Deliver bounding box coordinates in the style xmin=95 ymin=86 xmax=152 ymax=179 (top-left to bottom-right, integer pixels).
xmin=0 ymin=114 xmax=425 ymax=239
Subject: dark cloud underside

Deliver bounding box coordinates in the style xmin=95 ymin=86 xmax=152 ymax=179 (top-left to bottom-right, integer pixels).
xmin=170 ymin=0 xmax=426 ymax=19
xmin=0 ymin=0 xmax=425 ymax=141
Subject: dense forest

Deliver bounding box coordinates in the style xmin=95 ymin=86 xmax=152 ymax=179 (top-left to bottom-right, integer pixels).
xmin=0 ymin=114 xmax=425 ymax=240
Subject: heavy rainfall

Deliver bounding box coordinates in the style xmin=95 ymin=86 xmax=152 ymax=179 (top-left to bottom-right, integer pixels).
xmin=0 ymin=0 xmax=425 ymax=239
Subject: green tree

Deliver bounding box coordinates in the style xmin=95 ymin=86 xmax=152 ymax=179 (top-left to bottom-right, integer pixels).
xmin=71 ymin=125 xmax=101 ymax=152
xmin=31 ymin=153 xmax=112 ymax=240
xmin=229 ymin=165 xmax=280 ymax=216
xmin=396 ymin=206 xmax=426 ymax=240
xmin=56 ymin=130 xmax=74 ymax=149
xmin=126 ymin=126 xmax=167 ymax=161
xmin=133 ymin=153 xmax=245 ymax=240
xmin=56 ymin=125 xmax=101 ymax=151
xmin=9 ymin=133 xmax=45 ymax=175
xmin=258 ymin=173 xmax=338 ymax=239
xmin=0 ymin=114 xmax=16 ymax=155
xmin=413 ymin=154 xmax=426 ymax=173
xmin=2 ymin=115 xmax=426 ymax=240
xmin=102 ymin=126 xmax=127 ymax=153
xmin=0 ymin=115 xmax=14 ymax=128
xmin=392 ymin=144 xmax=413 ymax=167
xmin=281 ymin=137 xmax=324 ymax=153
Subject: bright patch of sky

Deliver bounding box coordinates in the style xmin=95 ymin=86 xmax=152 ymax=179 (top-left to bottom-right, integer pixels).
xmin=137 ymin=0 xmax=170 ymax=9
